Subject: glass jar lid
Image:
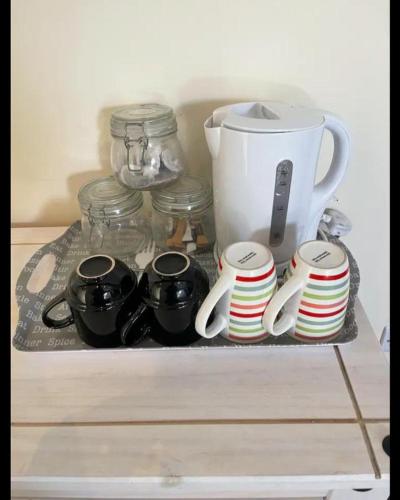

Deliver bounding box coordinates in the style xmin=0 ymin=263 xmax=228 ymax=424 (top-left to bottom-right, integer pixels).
xmin=110 ymin=103 xmax=177 ymax=139
xmin=78 ymin=176 xmax=143 ymax=219
xmin=151 ymin=175 xmax=212 ymax=215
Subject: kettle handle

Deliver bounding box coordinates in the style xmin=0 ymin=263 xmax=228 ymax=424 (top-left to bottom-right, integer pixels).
xmin=308 ymin=113 xmax=350 ymax=236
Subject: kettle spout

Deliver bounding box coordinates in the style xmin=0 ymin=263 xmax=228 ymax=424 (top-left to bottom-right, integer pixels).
xmin=204 ymin=116 xmax=221 ymax=159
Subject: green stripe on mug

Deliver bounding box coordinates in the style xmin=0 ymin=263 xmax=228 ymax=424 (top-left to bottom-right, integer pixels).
xmin=307 ymin=278 xmax=349 ymax=291
xmin=230 ymin=318 xmax=262 ymax=326
xmin=297 ymin=311 xmax=346 ymax=326
xmin=296 ymin=319 xmax=345 ymax=334
xmin=231 ymin=289 xmax=274 ymax=302
xmin=303 ymin=288 xmax=349 ymax=301
xmin=234 ymin=276 xmax=276 ymax=292
xmin=229 ymin=325 xmax=266 ymax=334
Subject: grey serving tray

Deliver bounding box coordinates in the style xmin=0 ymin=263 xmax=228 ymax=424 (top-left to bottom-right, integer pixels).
xmin=13 ymin=222 xmax=359 ymax=352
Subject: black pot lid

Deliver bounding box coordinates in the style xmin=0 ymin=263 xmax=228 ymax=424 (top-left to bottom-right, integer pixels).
xmin=139 ymin=252 xmax=209 ymax=310
xmin=66 ymin=255 xmax=137 ymax=311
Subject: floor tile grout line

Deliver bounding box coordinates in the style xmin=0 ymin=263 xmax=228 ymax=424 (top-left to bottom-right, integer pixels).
xmin=334 ymin=346 xmax=381 ymax=479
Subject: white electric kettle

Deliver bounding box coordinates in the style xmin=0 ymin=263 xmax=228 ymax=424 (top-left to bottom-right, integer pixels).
xmin=204 ymin=101 xmax=350 ymax=272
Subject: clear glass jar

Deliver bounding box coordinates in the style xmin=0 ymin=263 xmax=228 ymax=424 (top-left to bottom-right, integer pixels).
xmin=151 ymin=175 xmax=215 ymax=255
xmin=78 ymin=176 xmax=150 ymax=257
xmin=110 ymin=103 xmax=185 ymax=191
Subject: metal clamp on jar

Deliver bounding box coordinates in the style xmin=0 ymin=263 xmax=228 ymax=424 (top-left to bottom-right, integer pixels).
xmin=110 ymin=103 xmax=185 ymax=190
xmin=151 ymin=175 xmax=215 ymax=255
xmin=78 ymin=176 xmax=150 ymax=258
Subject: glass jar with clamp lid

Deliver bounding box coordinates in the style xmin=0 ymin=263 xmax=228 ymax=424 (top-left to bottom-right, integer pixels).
xmin=110 ymin=103 xmax=185 ymax=191
xmin=78 ymin=176 xmax=150 ymax=257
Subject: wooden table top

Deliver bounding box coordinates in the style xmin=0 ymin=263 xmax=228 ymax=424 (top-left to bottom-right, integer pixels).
xmin=11 ymin=227 xmax=390 ymax=499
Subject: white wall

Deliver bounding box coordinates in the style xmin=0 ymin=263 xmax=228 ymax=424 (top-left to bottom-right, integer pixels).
xmin=11 ymin=0 xmax=389 ymax=338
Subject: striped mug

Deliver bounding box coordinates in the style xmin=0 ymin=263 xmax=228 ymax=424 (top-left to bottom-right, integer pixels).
xmin=195 ymin=241 xmax=277 ymax=343
xmin=262 ymin=240 xmax=349 ymax=342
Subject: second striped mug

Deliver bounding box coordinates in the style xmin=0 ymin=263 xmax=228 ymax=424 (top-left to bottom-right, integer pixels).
xmin=262 ymin=240 xmax=350 ymax=342
xmin=195 ymin=241 xmax=277 ymax=343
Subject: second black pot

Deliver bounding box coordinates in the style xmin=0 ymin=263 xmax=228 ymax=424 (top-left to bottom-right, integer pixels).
xmin=123 ymin=251 xmax=210 ymax=347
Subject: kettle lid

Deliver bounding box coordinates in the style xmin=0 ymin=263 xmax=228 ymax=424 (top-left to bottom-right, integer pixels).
xmin=215 ymin=101 xmax=324 ymax=133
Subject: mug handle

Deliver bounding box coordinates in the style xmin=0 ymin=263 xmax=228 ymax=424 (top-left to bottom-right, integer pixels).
xmin=195 ymin=269 xmax=235 ymax=339
xmin=262 ymin=275 xmax=305 ymax=337
xmin=120 ymin=302 xmax=152 ymax=346
xmin=42 ymin=292 xmax=75 ymax=329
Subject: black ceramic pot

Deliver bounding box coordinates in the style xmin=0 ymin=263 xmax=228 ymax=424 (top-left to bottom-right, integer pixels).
xmin=124 ymin=251 xmax=210 ymax=347
xmin=42 ymin=254 xmax=145 ymax=348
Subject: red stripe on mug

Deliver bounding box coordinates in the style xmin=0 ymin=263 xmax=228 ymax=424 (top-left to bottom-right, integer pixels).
xmin=300 ymin=296 xmax=348 ymax=310
xmin=218 ymin=258 xmax=222 ymax=271
xmin=229 ymin=332 xmax=268 ymax=341
xmin=230 ymin=310 xmax=265 ymax=318
xmin=236 ymin=266 xmax=275 ymax=282
xmin=298 ymin=305 xmax=347 ymax=318
xmin=292 ymin=258 xmax=297 ymax=268
xmin=294 ymin=330 xmax=341 ymax=341
xmin=309 ymin=268 xmax=349 ymax=281
xmin=230 ymin=301 xmax=269 ymax=310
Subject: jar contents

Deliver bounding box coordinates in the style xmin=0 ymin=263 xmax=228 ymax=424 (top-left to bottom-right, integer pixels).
xmin=151 ymin=175 xmax=215 ymax=255
xmin=110 ymin=103 xmax=185 ymax=190
xmin=78 ymin=176 xmax=150 ymax=258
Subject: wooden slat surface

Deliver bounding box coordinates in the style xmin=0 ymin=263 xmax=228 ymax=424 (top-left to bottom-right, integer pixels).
xmin=9 ymin=477 xmax=332 ymax=500
xmin=338 ymin=303 xmax=390 ymax=419
xmin=11 ymin=423 xmax=373 ymax=478
xmin=11 ymin=226 xmax=68 ymax=245
xmin=11 ymin=243 xmax=356 ymax=423
xmin=11 ymin=338 xmax=356 ymax=423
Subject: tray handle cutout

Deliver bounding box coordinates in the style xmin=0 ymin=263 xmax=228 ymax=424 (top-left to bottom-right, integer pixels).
xmin=26 ymin=253 xmax=57 ymax=294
